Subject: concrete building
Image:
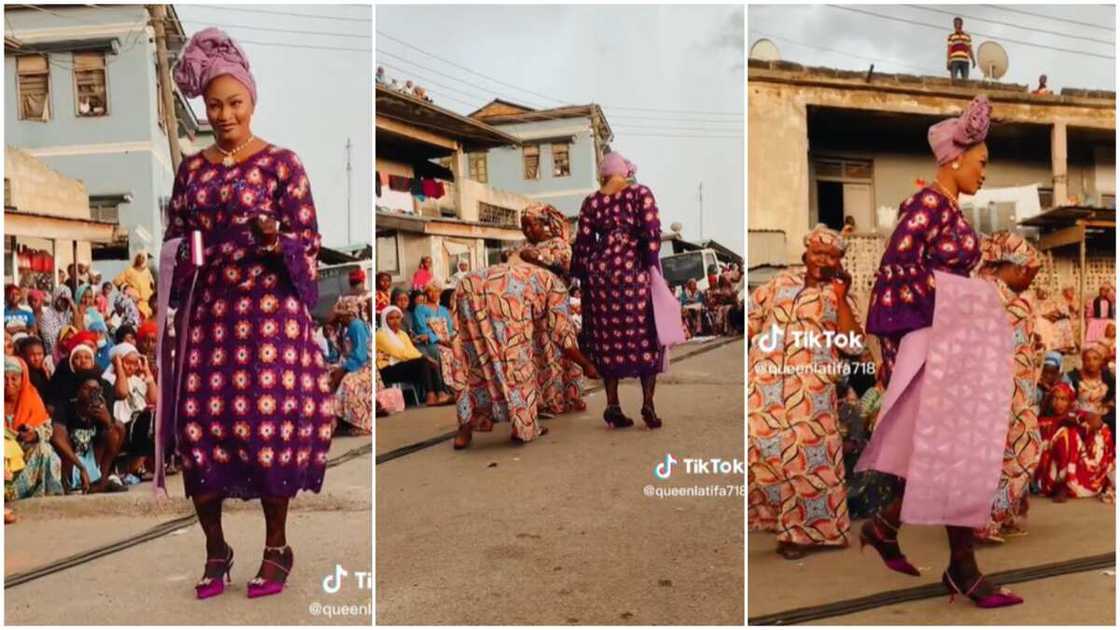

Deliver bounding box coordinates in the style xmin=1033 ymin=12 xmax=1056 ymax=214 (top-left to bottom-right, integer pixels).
xmin=4 ymin=146 xmax=116 ymax=287
xmin=4 ymin=5 xmax=196 ymax=277
xmin=376 ymin=86 xmax=535 ymax=287
xmin=748 ymin=60 xmax=1115 ymax=324
xmin=468 ymin=99 xmax=613 ymax=217
xmin=749 ymin=60 xmax=1115 ymax=263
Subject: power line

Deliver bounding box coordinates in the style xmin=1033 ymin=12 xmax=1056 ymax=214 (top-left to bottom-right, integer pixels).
xmin=172 ymin=18 xmax=369 ymax=40
xmin=904 ymin=5 xmax=1114 ymax=46
xmin=188 ymin=5 xmax=371 ymax=23
xmin=825 ymin=5 xmax=1115 ymax=60
xmin=237 ymin=38 xmax=369 ymax=54
xmin=615 ymin=132 xmax=742 ymax=140
xmin=614 ymin=123 xmax=742 ymax=133
xmin=377 ymin=30 xmax=564 ymax=108
xmin=377 ymin=32 xmax=743 ymax=118
xmin=981 ymin=4 xmax=1116 ymax=34
xmin=378 ymin=61 xmax=488 ymax=107
xmin=748 ymin=29 xmax=945 ymax=76
xmin=378 ymin=48 xmax=546 ymax=106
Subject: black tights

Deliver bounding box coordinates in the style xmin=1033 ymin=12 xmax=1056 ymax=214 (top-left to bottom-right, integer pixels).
xmin=604 ymin=375 xmax=657 ymax=411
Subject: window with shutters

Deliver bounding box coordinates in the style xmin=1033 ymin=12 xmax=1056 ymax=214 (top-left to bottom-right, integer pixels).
xmin=552 ymin=143 xmax=571 ymax=177
xmin=523 ymin=145 xmax=539 ymax=180
xmin=74 ymin=51 xmax=108 ymax=117
xmin=17 ymin=55 xmax=51 ymax=122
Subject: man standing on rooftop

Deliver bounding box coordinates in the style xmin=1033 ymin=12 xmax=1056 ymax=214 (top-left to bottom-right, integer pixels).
xmin=947 ymin=17 xmax=975 ymax=81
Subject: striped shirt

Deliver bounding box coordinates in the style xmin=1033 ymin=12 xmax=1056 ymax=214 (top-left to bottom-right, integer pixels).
xmin=947 ymin=31 xmax=972 ymax=62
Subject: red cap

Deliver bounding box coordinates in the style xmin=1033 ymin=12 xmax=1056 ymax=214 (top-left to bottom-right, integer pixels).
xmin=349 ymin=268 xmax=366 ymax=284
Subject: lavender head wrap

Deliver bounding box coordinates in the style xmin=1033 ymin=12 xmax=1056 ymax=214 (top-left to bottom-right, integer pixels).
xmin=173 ymin=27 xmax=257 ymax=103
xmin=928 ymin=95 xmax=991 ymax=165
xmin=599 ymin=152 xmax=636 ymax=180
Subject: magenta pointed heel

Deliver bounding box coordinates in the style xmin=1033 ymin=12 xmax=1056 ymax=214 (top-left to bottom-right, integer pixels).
xmin=196 ymin=545 xmax=234 ymax=600
xmin=942 ymin=571 xmax=1024 ymax=608
xmin=859 ymin=517 xmax=921 ymax=576
xmin=247 ymin=545 xmax=293 ymax=599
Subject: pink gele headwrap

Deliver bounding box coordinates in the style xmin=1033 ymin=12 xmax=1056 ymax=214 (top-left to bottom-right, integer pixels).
xmin=928 ymin=95 xmax=991 ymax=165
xmin=599 ymin=152 xmax=636 ymax=180
xmin=173 ymin=27 xmax=258 ymax=103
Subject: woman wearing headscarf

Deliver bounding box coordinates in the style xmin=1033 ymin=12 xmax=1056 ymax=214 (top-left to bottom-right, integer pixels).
xmin=516 ymin=202 xmax=586 ymax=415
xmin=75 ymin=283 xmax=106 ymax=333
xmin=332 ymin=300 xmax=373 ymax=435
xmin=748 ymin=224 xmax=864 ymax=559
xmin=4 ymin=357 xmax=64 ymax=499
xmin=1067 ymin=341 xmax=1115 ymax=437
xmin=856 ymin=96 xmax=1027 ymax=607
xmin=376 ymin=306 xmax=449 ymax=406
xmin=39 ymin=285 xmax=75 ymax=359
xmin=449 ymin=236 xmax=601 ymax=449
xmin=973 ymin=232 xmax=1043 ymax=543
xmin=111 ymin=289 xmax=143 ymax=333
xmin=114 ymin=252 xmax=156 ymax=320
xmin=1035 ymin=382 xmax=1115 ymax=502
xmin=389 ymin=288 xmax=416 ymax=338
xmin=571 ymin=152 xmax=666 ymax=429
xmin=161 ymin=27 xmax=335 ymax=599
xmin=1061 ymin=286 xmax=1081 ymax=349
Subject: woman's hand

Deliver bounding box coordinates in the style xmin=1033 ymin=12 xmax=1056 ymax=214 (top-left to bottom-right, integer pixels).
xmin=78 ymin=466 xmax=91 ymax=494
xmin=252 ymin=214 xmax=280 ymax=247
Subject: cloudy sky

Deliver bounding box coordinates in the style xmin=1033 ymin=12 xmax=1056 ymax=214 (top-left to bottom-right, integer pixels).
xmin=177 ymin=4 xmax=372 ymax=248
xmin=378 ymin=5 xmax=745 ymax=255
xmin=748 ymin=4 xmax=1115 ymax=91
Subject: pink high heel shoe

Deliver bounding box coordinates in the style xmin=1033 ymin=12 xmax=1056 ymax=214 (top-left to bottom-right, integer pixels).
xmin=195 ymin=545 xmax=234 ymax=600
xmin=247 ymin=545 xmax=293 ymax=599
xmin=942 ymin=570 xmax=1024 ymax=608
xmin=859 ymin=515 xmax=921 ymax=576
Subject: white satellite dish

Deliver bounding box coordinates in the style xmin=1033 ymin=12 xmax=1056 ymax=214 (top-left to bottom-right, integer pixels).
xmin=977 ymin=41 xmax=1008 ymax=80
xmin=749 ymin=38 xmax=781 ymax=62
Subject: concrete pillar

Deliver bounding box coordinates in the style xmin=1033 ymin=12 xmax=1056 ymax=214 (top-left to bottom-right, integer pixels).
xmin=1051 ymin=121 xmax=1068 ymax=207
xmin=748 ymin=84 xmax=809 ymax=265
xmin=451 ymin=146 xmax=469 ymax=221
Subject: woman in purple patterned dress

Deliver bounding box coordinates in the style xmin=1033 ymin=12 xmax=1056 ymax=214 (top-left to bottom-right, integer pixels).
xmin=571 ymin=152 xmax=665 ymax=429
xmin=859 ymin=96 xmax=1025 ymax=608
xmin=161 ymin=28 xmax=334 ymax=600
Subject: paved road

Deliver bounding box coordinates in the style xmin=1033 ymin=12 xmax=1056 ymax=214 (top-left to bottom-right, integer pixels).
xmin=749 ymin=494 xmax=1115 ymax=625
xmin=375 ymin=338 xmax=746 ymax=625
xmin=4 ymin=436 xmax=372 ymax=625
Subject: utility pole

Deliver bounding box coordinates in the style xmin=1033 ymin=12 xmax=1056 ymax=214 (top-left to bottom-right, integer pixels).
xmin=698 ymin=181 xmax=704 ymax=242
xmin=346 ymin=137 xmax=353 ymax=245
xmin=149 ymin=4 xmax=182 ymax=171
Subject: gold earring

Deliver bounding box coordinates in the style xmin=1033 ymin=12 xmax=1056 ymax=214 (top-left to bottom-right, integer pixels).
xmin=952 ymin=162 xmax=960 ymax=170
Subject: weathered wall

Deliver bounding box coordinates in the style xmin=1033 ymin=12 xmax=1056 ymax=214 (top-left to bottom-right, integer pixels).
xmin=4 ymin=146 xmax=89 ymax=219
xmin=748 ymin=81 xmax=809 ymax=264
xmin=750 ymin=67 xmax=1115 ymax=264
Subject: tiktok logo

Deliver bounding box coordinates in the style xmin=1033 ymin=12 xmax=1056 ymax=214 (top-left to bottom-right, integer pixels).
xmin=653 ymin=453 xmax=678 ymax=480
xmin=322 ymin=564 xmax=348 ymax=594
xmin=754 ymin=324 xmax=783 ymax=353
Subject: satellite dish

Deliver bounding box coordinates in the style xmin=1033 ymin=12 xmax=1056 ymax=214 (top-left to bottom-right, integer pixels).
xmin=749 ymin=39 xmax=781 ymax=62
xmin=977 ymin=41 xmax=1008 ymax=80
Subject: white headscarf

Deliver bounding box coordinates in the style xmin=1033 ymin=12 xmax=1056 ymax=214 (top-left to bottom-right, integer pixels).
xmin=101 ymin=342 xmax=140 ymax=381
xmin=379 ymin=306 xmax=408 ymax=354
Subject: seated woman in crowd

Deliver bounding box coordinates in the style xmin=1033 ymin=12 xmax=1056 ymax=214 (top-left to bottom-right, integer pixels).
xmin=706 ymin=276 xmax=739 ymax=336
xmin=109 ymin=288 xmax=142 ymax=333
xmin=679 ymin=279 xmax=705 ymax=337
xmin=136 ymin=320 xmax=159 ymax=383
xmin=102 ymin=343 xmax=157 ymax=478
xmin=15 ymin=337 xmax=51 ymax=402
xmin=4 ymin=357 xmax=64 ymax=499
xmin=333 ymin=300 xmax=374 ymax=434
xmin=375 ymin=272 xmax=393 ymax=316
xmin=86 ymin=319 xmax=112 ymax=371
xmin=39 ymin=286 xmax=74 ymax=361
xmin=413 ymin=282 xmax=455 ymax=396
xmin=1036 ymin=383 xmax=1114 ymax=502
xmin=388 ymin=289 xmax=414 ymax=336
xmin=1036 ymin=351 xmax=1066 ymax=415
xmin=376 ymin=306 xmax=452 ymax=406
xmin=1068 ymin=341 xmax=1116 ymax=437
xmin=75 ymin=284 xmax=106 ymax=332
xmin=114 ymin=324 xmax=137 ymax=347
xmin=97 ymin=282 xmax=114 ymax=317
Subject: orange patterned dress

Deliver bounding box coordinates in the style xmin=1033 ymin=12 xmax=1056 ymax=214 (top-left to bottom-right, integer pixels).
xmin=449 ymin=262 xmax=579 ymax=441
xmin=976 ymin=277 xmax=1042 ymax=539
xmin=748 ymin=269 xmax=863 ymax=546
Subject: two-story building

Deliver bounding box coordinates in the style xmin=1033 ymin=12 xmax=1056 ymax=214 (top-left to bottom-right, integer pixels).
xmin=468 ymin=99 xmax=613 ymax=217
xmin=375 ymin=86 xmax=535 ymax=287
xmin=4 ymin=4 xmax=196 ymax=278
xmin=748 ymin=60 xmax=1115 ymax=327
